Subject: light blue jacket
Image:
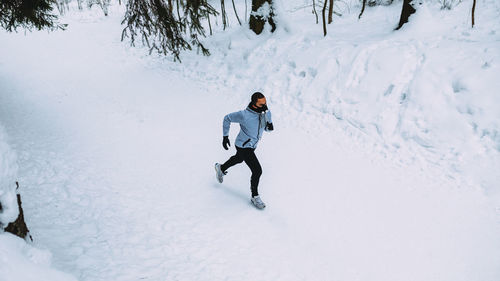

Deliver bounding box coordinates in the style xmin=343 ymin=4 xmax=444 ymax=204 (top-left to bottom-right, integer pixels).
xmin=223 ymin=107 xmax=273 ymax=149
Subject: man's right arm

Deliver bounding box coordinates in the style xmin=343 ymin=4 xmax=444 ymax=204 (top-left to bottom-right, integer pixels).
xmin=223 ymin=111 xmax=244 ymax=136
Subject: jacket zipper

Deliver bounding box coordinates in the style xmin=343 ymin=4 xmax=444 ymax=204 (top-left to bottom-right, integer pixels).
xmin=257 ymin=113 xmax=262 ymax=140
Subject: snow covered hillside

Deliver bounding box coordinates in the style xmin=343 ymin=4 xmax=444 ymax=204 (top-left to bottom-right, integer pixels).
xmin=183 ymin=0 xmax=500 ymax=202
xmin=1 ymin=1 xmax=499 ymax=280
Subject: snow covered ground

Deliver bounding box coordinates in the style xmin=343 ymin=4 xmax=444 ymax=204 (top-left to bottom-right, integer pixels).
xmin=1 ymin=1 xmax=499 ymax=280
xmin=0 ymin=232 xmax=77 ymax=281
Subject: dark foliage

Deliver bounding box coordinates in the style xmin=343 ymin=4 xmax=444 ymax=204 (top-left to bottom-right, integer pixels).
xmin=0 ymin=0 xmax=63 ymax=32
xmin=121 ymin=0 xmax=218 ymax=61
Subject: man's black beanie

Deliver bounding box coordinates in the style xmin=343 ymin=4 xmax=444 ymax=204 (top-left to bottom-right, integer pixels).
xmin=251 ymin=92 xmax=265 ymax=104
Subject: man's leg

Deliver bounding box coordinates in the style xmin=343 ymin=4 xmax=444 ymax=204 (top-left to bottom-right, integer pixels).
xmin=244 ymin=150 xmax=262 ymax=197
xmin=221 ymin=147 xmax=245 ymax=173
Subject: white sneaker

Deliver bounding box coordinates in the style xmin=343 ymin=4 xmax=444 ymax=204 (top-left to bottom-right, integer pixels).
xmin=251 ymin=196 xmax=266 ymax=209
xmin=214 ymin=163 xmax=226 ymax=183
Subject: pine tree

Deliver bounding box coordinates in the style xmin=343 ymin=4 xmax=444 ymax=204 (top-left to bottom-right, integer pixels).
xmin=121 ymin=0 xmax=217 ymax=61
xmin=0 ymin=0 xmax=63 ymax=32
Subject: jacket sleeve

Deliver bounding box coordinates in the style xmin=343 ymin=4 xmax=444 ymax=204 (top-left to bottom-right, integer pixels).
xmin=223 ymin=111 xmax=244 ymax=136
xmin=265 ymin=110 xmax=273 ymax=131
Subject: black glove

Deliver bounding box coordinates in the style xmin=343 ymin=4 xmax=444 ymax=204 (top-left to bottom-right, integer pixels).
xmin=222 ymin=136 xmax=230 ymax=150
xmin=266 ymin=122 xmax=274 ymax=131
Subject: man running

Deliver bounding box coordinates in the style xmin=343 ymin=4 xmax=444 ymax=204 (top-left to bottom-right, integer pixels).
xmin=215 ymin=92 xmax=274 ymax=209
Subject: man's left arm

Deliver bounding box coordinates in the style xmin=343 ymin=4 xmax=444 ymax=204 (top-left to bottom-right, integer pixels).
xmin=265 ymin=110 xmax=273 ymax=132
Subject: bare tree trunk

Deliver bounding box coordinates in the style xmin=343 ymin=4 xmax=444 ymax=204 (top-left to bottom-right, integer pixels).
xmin=232 ymin=0 xmax=242 ymax=25
xmin=208 ymin=13 xmax=213 ymax=35
xmin=221 ymin=0 xmax=228 ymax=30
xmin=249 ymin=0 xmax=276 ymax=34
xmin=396 ymin=0 xmax=416 ymax=30
xmin=3 ymin=183 xmax=32 ymax=241
xmin=359 ymin=0 xmax=367 ymax=19
xmin=328 ymin=0 xmax=333 ymax=24
xmin=176 ymin=0 xmax=182 ymax=22
xmin=471 ymin=0 xmax=476 ymax=28
xmin=322 ymin=0 xmax=327 ymax=36
xmin=99 ymin=0 xmax=109 ymax=16
xmin=312 ymin=0 xmax=318 ymax=24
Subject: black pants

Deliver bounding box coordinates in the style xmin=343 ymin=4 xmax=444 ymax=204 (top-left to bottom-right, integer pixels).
xmin=221 ymin=146 xmax=262 ymax=197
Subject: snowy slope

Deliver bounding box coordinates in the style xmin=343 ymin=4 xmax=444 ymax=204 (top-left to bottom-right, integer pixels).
xmin=1 ymin=1 xmax=500 ymax=281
